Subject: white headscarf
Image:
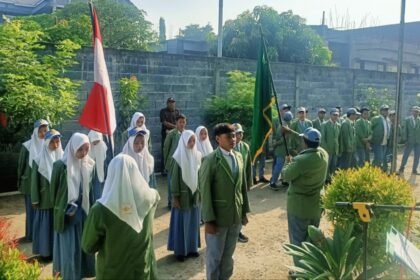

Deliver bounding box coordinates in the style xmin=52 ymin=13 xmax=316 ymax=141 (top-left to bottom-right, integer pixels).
xmin=195 ymin=126 xmax=213 ymax=156
xmin=88 ymin=130 xmax=108 ymax=183
xmin=98 ymin=154 xmax=160 ymax=233
xmin=172 ymin=130 xmax=202 ymax=194
xmin=23 ymin=125 xmax=47 ymax=168
xmin=128 ymin=112 xmax=150 ymax=144
xmin=122 ymin=132 xmax=154 ymax=184
xmin=35 ymin=135 xmax=63 ymax=183
xmin=62 ymin=133 xmax=94 ymax=214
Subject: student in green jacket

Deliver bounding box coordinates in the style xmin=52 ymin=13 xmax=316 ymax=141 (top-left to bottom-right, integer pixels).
xmin=370 ymin=105 xmax=391 ymax=171
xmin=281 ymin=127 xmax=328 ymax=266
xmin=339 ymin=108 xmax=359 ymax=169
xmin=233 ymin=123 xmax=252 ymax=243
xmin=399 ymin=106 xmax=420 ymax=174
xmin=290 ymin=107 xmax=313 ymax=154
xmin=17 ymin=119 xmax=49 ymax=242
xmin=355 ymin=107 xmax=372 ymax=167
xmin=163 ymin=114 xmax=187 ymax=208
xmin=200 ymin=123 xmax=250 ymax=280
xmin=50 ymin=133 xmax=95 ymax=280
xmin=312 ymin=108 xmax=326 ymax=131
xmin=82 ymin=154 xmax=160 ymax=280
xmin=320 ymin=108 xmax=341 ymax=182
xmin=31 ymin=129 xmax=63 ymax=259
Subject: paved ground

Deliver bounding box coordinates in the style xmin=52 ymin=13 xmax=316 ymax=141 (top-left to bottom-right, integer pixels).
xmin=1 ymin=155 xmax=419 ymax=280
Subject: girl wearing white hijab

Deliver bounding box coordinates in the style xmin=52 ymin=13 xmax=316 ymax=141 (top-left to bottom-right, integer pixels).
xmin=195 ymin=126 xmax=213 ymax=156
xmin=82 ymin=154 xmax=160 ymax=280
xmin=167 ymin=130 xmax=202 ymax=262
xmin=50 ymin=132 xmax=96 ymax=280
xmin=88 ymin=130 xmax=108 ymax=200
xmin=17 ymin=119 xmax=49 ymax=241
xmin=31 ymin=129 xmax=63 ymax=258
xmin=122 ymin=127 xmax=155 ymax=187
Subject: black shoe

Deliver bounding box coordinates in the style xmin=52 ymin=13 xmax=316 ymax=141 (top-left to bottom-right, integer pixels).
xmin=238 ymin=232 xmax=249 ymax=243
xmin=259 ymin=176 xmax=270 ymax=183
xmin=412 ymin=170 xmax=420 ymax=175
xmin=253 ymin=177 xmax=258 ymax=185
xmin=175 ymin=255 xmax=185 ymax=262
xmin=187 ymin=252 xmax=200 ymax=258
xmin=281 ymin=181 xmax=289 ymax=187
xmin=269 ymin=183 xmax=281 ymax=191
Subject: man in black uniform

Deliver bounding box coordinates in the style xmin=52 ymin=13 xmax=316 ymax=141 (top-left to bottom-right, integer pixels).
xmin=160 ymin=97 xmax=180 ymax=172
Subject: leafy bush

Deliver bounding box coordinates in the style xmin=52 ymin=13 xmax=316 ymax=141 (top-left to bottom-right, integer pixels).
xmin=365 ymin=87 xmax=395 ymax=117
xmin=0 ymin=218 xmax=41 ymax=280
xmin=323 ymin=164 xmax=415 ymax=265
xmin=204 ymin=70 xmax=255 ymax=140
xmin=284 ymin=223 xmax=362 ymax=279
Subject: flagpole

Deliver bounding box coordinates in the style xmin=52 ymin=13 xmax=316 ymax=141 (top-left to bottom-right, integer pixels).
xmin=259 ymin=27 xmax=290 ymax=156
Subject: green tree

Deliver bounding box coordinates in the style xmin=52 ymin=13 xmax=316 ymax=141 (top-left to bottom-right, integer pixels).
xmin=159 ymin=17 xmax=166 ymax=42
xmin=222 ymin=6 xmax=332 ymax=65
xmin=0 ymin=20 xmax=80 ymax=146
xmin=178 ymin=23 xmax=217 ymax=41
xmin=22 ymin=0 xmax=158 ymax=50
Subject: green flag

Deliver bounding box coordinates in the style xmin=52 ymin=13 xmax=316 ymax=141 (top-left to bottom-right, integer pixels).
xmin=250 ymin=38 xmax=275 ymax=164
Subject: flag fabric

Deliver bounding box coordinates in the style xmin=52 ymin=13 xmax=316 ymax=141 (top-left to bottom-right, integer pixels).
xmin=250 ymin=37 xmax=275 ymax=164
xmin=79 ymin=4 xmax=116 ymax=136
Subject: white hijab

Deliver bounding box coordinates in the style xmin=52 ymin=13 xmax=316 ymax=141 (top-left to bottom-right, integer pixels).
xmin=129 ymin=112 xmax=150 ymax=144
xmin=62 ymin=133 xmax=94 ymax=214
xmin=122 ymin=132 xmax=154 ymax=184
xmin=172 ymin=130 xmax=202 ymax=194
xmin=98 ymin=154 xmax=160 ymax=233
xmin=195 ymin=126 xmax=213 ymax=156
xmin=88 ymin=130 xmax=108 ymax=183
xmin=35 ymin=135 xmax=63 ymax=183
xmin=23 ymin=126 xmax=46 ymax=168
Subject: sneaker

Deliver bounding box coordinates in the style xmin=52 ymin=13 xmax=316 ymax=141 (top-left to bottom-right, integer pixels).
xmin=253 ymin=177 xmax=258 ymax=185
xmin=238 ymin=232 xmax=249 ymax=243
xmin=412 ymin=170 xmax=420 ymax=175
xmin=269 ymin=183 xmax=282 ymax=191
xmin=259 ymin=176 xmax=270 ymax=183
xmin=281 ymin=180 xmax=289 ymax=187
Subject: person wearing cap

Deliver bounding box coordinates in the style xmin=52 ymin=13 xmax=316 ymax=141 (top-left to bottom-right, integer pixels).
xmin=320 ymin=108 xmax=341 ymax=181
xmin=164 ymin=114 xmax=187 ymax=208
xmin=232 ymin=123 xmax=252 ymax=243
xmin=17 ymin=119 xmax=49 ymax=242
xmin=355 ymin=107 xmax=372 ymax=167
xmin=399 ymin=106 xmax=420 ymax=175
xmin=200 ymin=123 xmax=250 ymax=280
xmin=160 ymin=97 xmax=181 ymax=172
xmin=290 ymin=107 xmax=313 ymax=154
xmin=339 ymin=108 xmax=359 ymax=169
xmin=281 ymin=127 xmax=328 ymax=265
xmin=312 ymin=108 xmax=326 ymax=131
xmin=31 ymin=129 xmax=63 ymax=259
xmin=370 ymin=105 xmax=391 ymax=171
xmin=271 ymin=111 xmax=294 ymax=190
xmin=387 ymin=110 xmax=402 ymax=165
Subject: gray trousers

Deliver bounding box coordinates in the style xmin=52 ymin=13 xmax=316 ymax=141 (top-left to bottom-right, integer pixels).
xmin=205 ymin=224 xmax=241 ymax=280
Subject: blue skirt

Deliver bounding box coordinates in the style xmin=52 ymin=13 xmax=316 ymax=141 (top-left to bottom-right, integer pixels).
xmin=91 ymin=173 xmax=104 ymax=201
xmin=53 ymin=206 xmax=95 ymax=280
xmin=167 ymin=206 xmax=201 ymax=256
xmin=149 ymin=173 xmax=157 ymax=188
xmin=24 ymin=195 xmax=34 ymax=242
xmin=32 ymin=209 xmax=53 ymax=257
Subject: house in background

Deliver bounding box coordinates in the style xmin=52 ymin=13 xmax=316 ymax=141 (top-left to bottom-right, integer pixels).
xmin=0 ymin=0 xmax=70 ymax=23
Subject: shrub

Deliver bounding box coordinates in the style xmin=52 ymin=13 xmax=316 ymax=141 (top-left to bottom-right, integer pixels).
xmin=0 ymin=218 xmax=41 ymax=280
xmin=323 ymin=164 xmax=415 ymax=266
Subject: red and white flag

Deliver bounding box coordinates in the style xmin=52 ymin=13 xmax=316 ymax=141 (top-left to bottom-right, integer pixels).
xmin=79 ymin=4 xmax=116 ymax=136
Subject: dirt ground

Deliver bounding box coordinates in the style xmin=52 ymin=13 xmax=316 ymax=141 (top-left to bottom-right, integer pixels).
xmin=1 ymin=157 xmax=419 ymax=280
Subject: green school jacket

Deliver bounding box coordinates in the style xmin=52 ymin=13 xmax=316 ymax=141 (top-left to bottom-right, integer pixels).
xmin=82 ymin=203 xmax=158 ymax=280
xmin=312 ymin=118 xmax=324 ymax=132
xmin=272 ymin=118 xmax=292 ymax=157
xmin=234 ymin=141 xmax=252 ymax=190
xmin=281 ymin=147 xmax=328 ymax=220
xmin=370 ymin=116 xmax=389 ymax=145
xmin=199 ymin=147 xmax=250 ymax=227
xmin=402 ymin=116 xmax=420 ymax=145
xmin=290 ymin=119 xmax=313 ymax=153
xmin=17 ymin=146 xmax=32 ymax=195
xmin=339 ymin=119 xmax=356 ymax=153
xmin=320 ymin=120 xmax=341 ymax=156
xmin=170 ymin=162 xmax=200 ymax=209
xmin=31 ymin=162 xmax=53 ymax=209
xmin=163 ymin=129 xmax=181 ymax=172
xmin=355 ymin=118 xmax=371 ymax=148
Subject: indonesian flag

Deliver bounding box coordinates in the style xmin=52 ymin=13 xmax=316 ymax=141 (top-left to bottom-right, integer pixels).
xmin=79 ymin=4 xmax=116 ymax=136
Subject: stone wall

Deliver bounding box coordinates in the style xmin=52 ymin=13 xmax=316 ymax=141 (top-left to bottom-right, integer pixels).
xmin=62 ymin=48 xmax=420 ymax=170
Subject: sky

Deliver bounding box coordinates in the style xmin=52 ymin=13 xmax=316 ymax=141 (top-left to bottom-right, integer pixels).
xmin=132 ymin=0 xmax=420 ymax=38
